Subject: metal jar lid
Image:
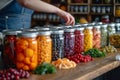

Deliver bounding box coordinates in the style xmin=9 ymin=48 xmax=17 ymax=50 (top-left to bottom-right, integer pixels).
xmin=4 ymin=30 xmax=22 ymax=35
xmin=18 ymin=31 xmax=38 ymax=38
xmin=101 ymin=24 xmax=107 ymax=28
xmin=51 ymin=29 xmax=64 ymax=34
xmin=93 ymin=25 xmax=101 ymax=29
xmin=64 ymin=27 xmax=75 ymax=32
xmin=38 ymin=30 xmax=51 ymax=36
xmin=108 ymin=23 xmax=115 ymax=27
xmin=76 ymin=27 xmax=84 ymax=31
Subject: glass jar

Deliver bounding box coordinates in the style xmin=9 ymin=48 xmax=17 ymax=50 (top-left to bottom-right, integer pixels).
xmin=84 ymin=26 xmax=93 ymax=52
xmin=109 ymin=33 xmax=120 ymax=48
xmin=64 ymin=27 xmax=75 ymax=57
xmin=115 ymin=6 xmax=120 ymax=17
xmin=3 ymin=30 xmax=22 ymax=68
xmin=37 ymin=30 xmax=52 ymax=64
xmin=92 ymin=25 xmax=101 ymax=48
xmin=15 ymin=32 xmax=38 ymax=71
xmin=74 ymin=27 xmax=84 ymax=54
xmin=51 ymin=29 xmax=64 ymax=61
xmin=100 ymin=24 xmax=108 ymax=47
xmin=115 ymin=23 xmax=120 ymax=32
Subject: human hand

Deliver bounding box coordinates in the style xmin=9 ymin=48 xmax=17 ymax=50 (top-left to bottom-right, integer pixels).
xmin=56 ymin=9 xmax=75 ymax=25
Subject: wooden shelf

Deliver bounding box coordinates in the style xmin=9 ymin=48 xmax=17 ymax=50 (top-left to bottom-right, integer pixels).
xmin=69 ymin=3 xmax=89 ymax=5
xmin=91 ymin=4 xmax=113 ymax=6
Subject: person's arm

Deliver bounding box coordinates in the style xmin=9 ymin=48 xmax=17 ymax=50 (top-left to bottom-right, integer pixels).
xmin=17 ymin=0 xmax=75 ymax=25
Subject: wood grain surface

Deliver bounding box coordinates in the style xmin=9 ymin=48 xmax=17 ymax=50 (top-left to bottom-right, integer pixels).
xmin=21 ymin=51 xmax=120 ymax=80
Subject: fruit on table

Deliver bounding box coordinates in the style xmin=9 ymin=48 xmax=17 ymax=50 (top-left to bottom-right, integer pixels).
xmin=0 ymin=68 xmax=30 ymax=80
xmin=52 ymin=58 xmax=76 ymax=69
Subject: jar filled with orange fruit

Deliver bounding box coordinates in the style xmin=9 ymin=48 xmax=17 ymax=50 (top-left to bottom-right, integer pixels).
xmin=37 ymin=30 xmax=52 ymax=65
xmin=15 ymin=32 xmax=38 ymax=71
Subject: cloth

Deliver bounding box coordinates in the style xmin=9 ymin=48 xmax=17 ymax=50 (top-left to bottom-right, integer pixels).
xmin=0 ymin=0 xmax=34 ymax=31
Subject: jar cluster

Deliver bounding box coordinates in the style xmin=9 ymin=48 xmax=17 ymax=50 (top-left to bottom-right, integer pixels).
xmin=1 ymin=22 xmax=118 ymax=71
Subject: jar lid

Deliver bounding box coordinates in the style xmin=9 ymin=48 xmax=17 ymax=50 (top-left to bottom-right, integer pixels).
xmin=4 ymin=30 xmax=22 ymax=35
xmin=52 ymin=29 xmax=64 ymax=34
xmin=50 ymin=26 xmax=64 ymax=30
xmin=108 ymin=23 xmax=115 ymax=27
xmin=85 ymin=26 xmax=93 ymax=29
xmin=116 ymin=23 xmax=120 ymax=26
xmin=64 ymin=25 xmax=72 ymax=28
xmin=38 ymin=30 xmax=51 ymax=35
xmin=34 ymin=26 xmax=50 ymax=30
xmin=73 ymin=24 xmax=81 ymax=27
xmin=93 ymin=25 xmax=101 ymax=29
xmin=76 ymin=27 xmax=84 ymax=31
xmin=18 ymin=31 xmax=38 ymax=38
xmin=23 ymin=28 xmax=37 ymax=32
xmin=64 ymin=27 xmax=75 ymax=32
xmin=101 ymin=24 xmax=107 ymax=28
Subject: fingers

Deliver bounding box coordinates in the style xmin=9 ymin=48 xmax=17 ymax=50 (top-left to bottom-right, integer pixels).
xmin=65 ymin=13 xmax=75 ymax=26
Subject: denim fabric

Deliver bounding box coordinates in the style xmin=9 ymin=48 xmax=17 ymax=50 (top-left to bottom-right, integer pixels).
xmin=0 ymin=0 xmax=34 ymax=31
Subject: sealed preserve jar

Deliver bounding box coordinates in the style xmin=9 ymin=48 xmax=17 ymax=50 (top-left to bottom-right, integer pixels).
xmin=51 ymin=29 xmax=64 ymax=61
xmin=84 ymin=26 xmax=93 ymax=52
xmin=15 ymin=32 xmax=38 ymax=71
xmin=3 ymin=30 xmax=22 ymax=68
xmin=101 ymin=24 xmax=108 ymax=47
xmin=64 ymin=27 xmax=75 ymax=57
xmin=109 ymin=33 xmax=120 ymax=48
xmin=37 ymin=30 xmax=52 ymax=64
xmin=92 ymin=25 xmax=101 ymax=48
xmin=74 ymin=27 xmax=84 ymax=54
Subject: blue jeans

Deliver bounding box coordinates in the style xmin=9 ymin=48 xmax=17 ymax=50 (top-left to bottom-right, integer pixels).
xmin=0 ymin=13 xmax=32 ymax=31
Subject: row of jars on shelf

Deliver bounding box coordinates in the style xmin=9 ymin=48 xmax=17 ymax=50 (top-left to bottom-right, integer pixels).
xmin=0 ymin=22 xmax=120 ymax=71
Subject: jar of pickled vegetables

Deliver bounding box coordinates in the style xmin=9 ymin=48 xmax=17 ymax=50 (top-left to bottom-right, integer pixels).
xmin=100 ymin=24 xmax=108 ymax=47
xmin=74 ymin=27 xmax=84 ymax=54
xmin=51 ymin=29 xmax=64 ymax=61
xmin=37 ymin=30 xmax=52 ymax=64
xmin=15 ymin=32 xmax=38 ymax=71
xmin=3 ymin=30 xmax=22 ymax=68
xmin=84 ymin=26 xmax=93 ymax=52
xmin=109 ymin=33 xmax=120 ymax=48
xmin=64 ymin=27 xmax=75 ymax=57
xmin=92 ymin=25 xmax=101 ymax=48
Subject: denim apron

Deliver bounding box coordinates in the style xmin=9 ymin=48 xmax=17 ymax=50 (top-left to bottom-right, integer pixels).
xmin=0 ymin=0 xmax=34 ymax=31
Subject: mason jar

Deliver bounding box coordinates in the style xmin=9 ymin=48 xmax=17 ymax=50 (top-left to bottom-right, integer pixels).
xmin=92 ymin=25 xmax=101 ymax=48
xmin=3 ymin=30 xmax=22 ymax=68
xmin=74 ymin=27 xmax=84 ymax=54
xmin=84 ymin=26 xmax=93 ymax=52
xmin=15 ymin=32 xmax=38 ymax=71
xmin=64 ymin=27 xmax=75 ymax=57
xmin=37 ymin=30 xmax=52 ymax=64
xmin=100 ymin=24 xmax=108 ymax=47
xmin=51 ymin=29 xmax=64 ymax=61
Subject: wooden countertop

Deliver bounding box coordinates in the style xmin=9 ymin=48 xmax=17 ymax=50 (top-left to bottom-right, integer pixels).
xmin=21 ymin=52 xmax=120 ymax=80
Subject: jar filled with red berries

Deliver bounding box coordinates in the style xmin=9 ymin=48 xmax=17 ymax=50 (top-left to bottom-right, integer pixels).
xmin=3 ymin=30 xmax=22 ymax=68
xmin=74 ymin=27 xmax=84 ymax=54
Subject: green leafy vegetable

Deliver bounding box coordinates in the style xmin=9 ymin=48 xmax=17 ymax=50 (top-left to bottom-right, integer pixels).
xmin=84 ymin=48 xmax=106 ymax=57
xmin=33 ymin=62 xmax=57 ymax=75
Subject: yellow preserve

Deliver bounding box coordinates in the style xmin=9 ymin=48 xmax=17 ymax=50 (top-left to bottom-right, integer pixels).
xmin=84 ymin=26 xmax=93 ymax=51
xmin=37 ymin=30 xmax=52 ymax=65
